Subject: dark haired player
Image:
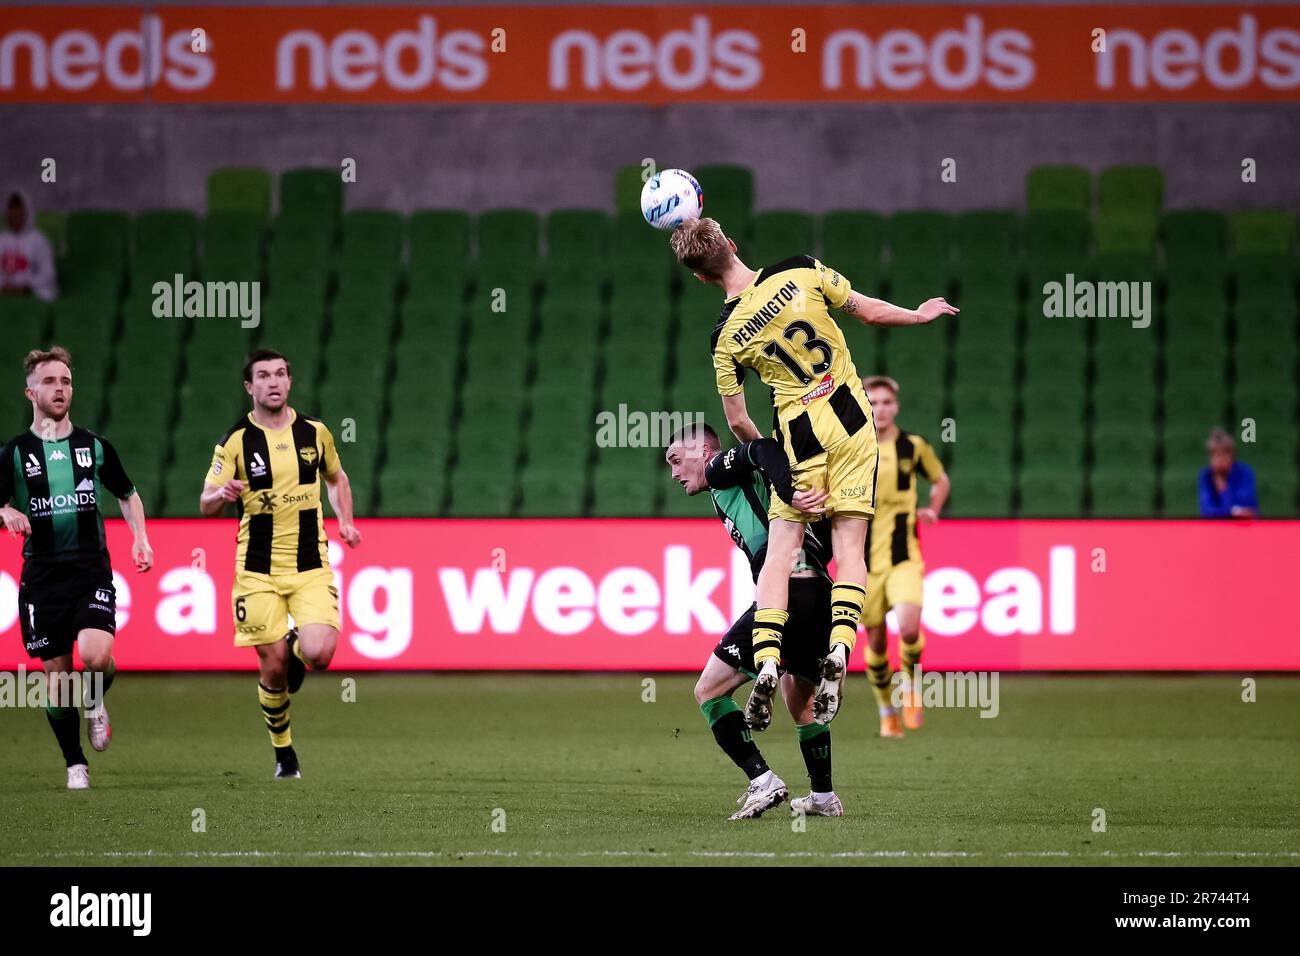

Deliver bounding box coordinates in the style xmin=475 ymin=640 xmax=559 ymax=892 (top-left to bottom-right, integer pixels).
xmin=665 ymin=421 xmax=843 ymax=819
xmin=200 ymin=350 xmax=361 ymax=779
xmin=0 ymin=346 xmax=154 ymax=790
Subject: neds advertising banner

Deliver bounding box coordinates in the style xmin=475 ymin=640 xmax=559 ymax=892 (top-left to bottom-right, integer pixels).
xmin=1 ymin=5 xmax=1297 ymax=103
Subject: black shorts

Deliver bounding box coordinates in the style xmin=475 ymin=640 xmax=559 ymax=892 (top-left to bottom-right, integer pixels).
xmin=17 ymin=562 xmax=117 ymax=662
xmin=712 ymin=575 xmax=832 ymax=685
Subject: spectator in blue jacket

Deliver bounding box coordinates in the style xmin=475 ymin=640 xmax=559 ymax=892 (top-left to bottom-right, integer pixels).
xmin=1199 ymin=428 xmax=1258 ymax=518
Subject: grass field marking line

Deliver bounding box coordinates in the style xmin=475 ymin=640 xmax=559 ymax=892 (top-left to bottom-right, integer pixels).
xmin=7 ymin=849 xmax=1300 ymax=861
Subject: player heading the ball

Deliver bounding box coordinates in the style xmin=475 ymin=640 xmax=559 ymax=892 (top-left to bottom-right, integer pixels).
xmin=670 ymin=217 xmax=957 ymax=730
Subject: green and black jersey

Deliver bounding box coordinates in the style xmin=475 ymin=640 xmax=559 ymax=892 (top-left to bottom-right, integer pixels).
xmin=0 ymin=426 xmax=135 ymax=572
xmin=704 ymin=438 xmax=832 ymax=583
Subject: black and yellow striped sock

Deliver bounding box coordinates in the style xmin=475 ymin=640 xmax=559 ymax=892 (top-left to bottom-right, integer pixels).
xmin=829 ymin=582 xmax=865 ymax=653
xmin=796 ymin=722 xmax=832 ymax=793
xmin=901 ymin=632 xmax=925 ymax=681
xmin=866 ymin=645 xmax=895 ymax=711
xmin=752 ymin=608 xmax=788 ymax=669
xmin=258 ymin=682 xmax=292 ymax=748
xmin=701 ymin=696 xmax=768 ymax=779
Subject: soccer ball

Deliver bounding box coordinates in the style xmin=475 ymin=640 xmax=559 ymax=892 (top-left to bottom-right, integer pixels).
xmin=641 ymin=168 xmax=703 ymax=230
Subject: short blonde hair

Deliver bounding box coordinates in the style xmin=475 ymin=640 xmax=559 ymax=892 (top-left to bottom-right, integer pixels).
xmin=24 ymin=346 xmax=72 ymax=380
xmin=1206 ymin=427 xmax=1234 ymax=452
xmin=863 ymin=375 xmax=899 ymax=396
xmin=669 ymin=217 xmax=734 ymax=279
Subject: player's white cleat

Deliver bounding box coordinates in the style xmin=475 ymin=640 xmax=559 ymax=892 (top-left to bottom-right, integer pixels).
xmin=744 ymin=660 xmax=779 ymax=732
xmin=730 ymin=771 xmax=788 ymax=820
xmin=813 ymin=643 xmax=848 ymax=725
xmin=85 ymin=701 xmax=111 ymax=752
xmin=791 ymin=791 xmax=844 ymax=817
xmin=66 ymin=764 xmax=90 ymax=790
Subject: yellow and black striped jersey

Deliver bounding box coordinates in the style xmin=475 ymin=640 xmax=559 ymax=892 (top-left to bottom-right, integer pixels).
xmin=867 ymin=430 xmax=945 ymax=570
xmin=711 ymin=255 xmax=875 ymax=463
xmin=204 ymin=409 xmax=341 ymax=576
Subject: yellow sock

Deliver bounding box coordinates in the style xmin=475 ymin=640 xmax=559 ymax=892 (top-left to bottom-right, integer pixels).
xmin=258 ymin=682 xmax=292 ymax=748
xmin=752 ymin=608 xmax=788 ymax=668
xmin=866 ymin=645 xmax=894 ymax=711
xmin=829 ymin=582 xmax=865 ymax=653
xmin=901 ymin=632 xmax=925 ymax=681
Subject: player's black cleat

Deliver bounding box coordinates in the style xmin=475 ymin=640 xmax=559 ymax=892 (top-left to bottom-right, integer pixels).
xmin=285 ymin=629 xmax=306 ymax=694
xmin=274 ymin=745 xmax=301 ymax=779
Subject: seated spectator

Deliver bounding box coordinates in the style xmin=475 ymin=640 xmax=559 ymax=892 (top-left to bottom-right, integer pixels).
xmin=0 ymin=190 xmax=57 ymax=301
xmin=1198 ymin=427 xmax=1257 ymax=518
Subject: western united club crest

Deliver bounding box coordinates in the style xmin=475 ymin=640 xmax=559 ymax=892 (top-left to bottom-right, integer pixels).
xmin=75 ymin=447 xmax=93 ymax=468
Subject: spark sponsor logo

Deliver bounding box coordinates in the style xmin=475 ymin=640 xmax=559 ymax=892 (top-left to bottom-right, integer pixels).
xmin=800 ymin=375 xmax=835 ymax=405
xmin=49 ymin=885 xmax=151 ymax=936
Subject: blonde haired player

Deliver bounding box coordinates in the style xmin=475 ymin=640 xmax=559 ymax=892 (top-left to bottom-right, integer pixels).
xmin=671 ymin=217 xmax=956 ymax=729
xmin=861 ymin=375 xmax=949 ymax=736
xmin=199 ymin=350 xmax=361 ymax=779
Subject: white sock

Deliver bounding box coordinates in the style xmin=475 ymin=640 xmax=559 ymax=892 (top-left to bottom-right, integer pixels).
xmin=812 ymin=790 xmax=834 ymax=800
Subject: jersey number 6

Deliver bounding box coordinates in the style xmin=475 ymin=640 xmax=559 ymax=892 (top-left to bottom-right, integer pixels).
xmin=762 ymin=320 xmax=833 ymax=386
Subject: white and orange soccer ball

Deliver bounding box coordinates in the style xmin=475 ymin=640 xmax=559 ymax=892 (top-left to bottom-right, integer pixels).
xmin=640 ymin=168 xmax=703 ymax=230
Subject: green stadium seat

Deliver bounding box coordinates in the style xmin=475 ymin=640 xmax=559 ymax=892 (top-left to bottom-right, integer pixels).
xmin=478 ymin=209 xmax=540 ymax=268
xmin=36 ymin=210 xmax=65 ymax=257
xmin=615 ymin=164 xmax=649 ymax=215
xmin=746 ymin=211 xmax=816 ymax=267
xmin=888 ymin=211 xmax=950 ymax=266
xmin=133 ymin=211 xmax=197 ymax=259
xmin=1229 ymin=210 xmax=1295 ymax=254
xmin=409 ymin=210 xmax=471 ymax=266
xmin=954 ymin=211 xmax=1019 ymax=266
xmin=0 ymin=295 xmax=51 ymax=330
xmin=1025 ymin=210 xmax=1090 ymax=260
xmin=1162 ymin=210 xmax=1227 ymax=259
xmin=694 ymin=165 xmax=753 ymax=233
xmin=334 ymin=260 xmax=399 ymax=308
xmin=1160 ymin=469 xmax=1201 ymax=517
xmin=821 ymin=211 xmax=886 ymax=287
xmin=340 ymin=210 xmax=403 ymax=264
xmin=377 ymin=467 xmax=445 ymax=517
xmin=1232 ymin=253 xmax=1296 ymax=303
xmin=1093 ymin=252 xmax=1159 ymax=289
xmin=546 ymin=209 xmax=610 ymax=263
xmin=956 ymin=258 xmax=1020 ymax=302
xmin=1026 ymin=165 xmax=1090 ymax=213
xmin=278 ymin=168 xmax=342 ymax=225
xmin=945 ymin=472 xmax=1012 ymax=517
xmin=1095 ymin=212 xmax=1157 ymax=255
xmin=1098 ymin=165 xmax=1163 ymax=218
xmin=207 ymin=168 xmax=272 ymax=219
xmin=1021 ymin=423 xmax=1085 ymax=471
xmin=1090 ymin=472 xmax=1157 ymax=517
xmin=518 ymin=467 xmax=586 ymax=516
xmin=66 ymin=210 xmax=130 ymax=275
xmin=1018 ymin=467 xmax=1084 ymax=517
xmin=1162 ymin=422 xmax=1214 ymax=476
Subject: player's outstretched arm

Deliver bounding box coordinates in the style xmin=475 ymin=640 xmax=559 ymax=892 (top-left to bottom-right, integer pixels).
xmin=721 ymin=392 xmax=761 ymax=443
xmin=0 ymin=504 xmax=31 ymax=538
xmin=324 ymin=468 xmax=361 ymax=548
xmin=199 ymin=479 xmax=245 ymax=518
xmin=117 ymin=491 xmax=153 ymax=572
xmin=839 ymin=290 xmax=959 ymax=327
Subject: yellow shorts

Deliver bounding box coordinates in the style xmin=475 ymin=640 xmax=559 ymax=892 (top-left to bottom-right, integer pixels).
xmin=769 ymin=427 xmax=878 ymax=522
xmin=863 ymin=559 xmax=925 ymax=628
xmin=231 ymin=567 xmax=340 ymax=647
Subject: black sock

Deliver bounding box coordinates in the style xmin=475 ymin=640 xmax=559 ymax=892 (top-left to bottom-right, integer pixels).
xmin=46 ymin=706 xmax=87 ymax=767
xmin=85 ymin=659 xmax=115 ymax=709
xmin=702 ymin=697 xmax=769 ymax=780
xmin=100 ymin=658 xmax=115 ymax=696
xmin=797 ymin=723 xmax=832 ymax=792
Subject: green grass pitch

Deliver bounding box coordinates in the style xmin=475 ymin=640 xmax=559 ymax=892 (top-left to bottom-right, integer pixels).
xmin=1 ymin=673 xmax=1296 ymax=867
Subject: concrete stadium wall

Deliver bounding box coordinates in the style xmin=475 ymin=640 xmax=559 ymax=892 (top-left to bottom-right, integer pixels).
xmin=2 ymin=103 xmax=1297 ymax=216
